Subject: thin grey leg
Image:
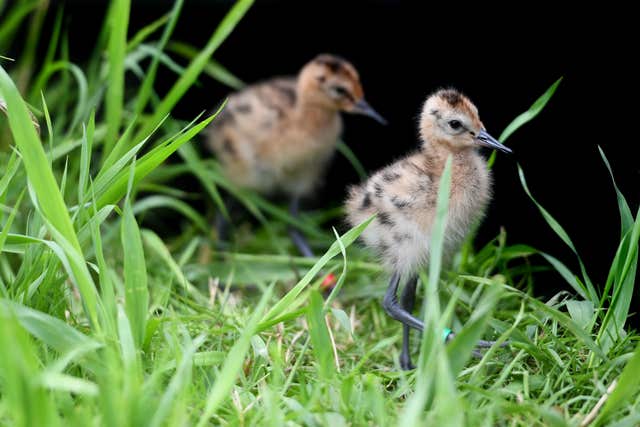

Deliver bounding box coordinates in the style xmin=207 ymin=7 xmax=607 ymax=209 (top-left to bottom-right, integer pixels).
xmin=288 ymin=197 xmax=314 ymax=258
xmin=382 ymin=272 xmax=425 ymax=332
xmin=399 ymin=275 xmax=418 ymax=370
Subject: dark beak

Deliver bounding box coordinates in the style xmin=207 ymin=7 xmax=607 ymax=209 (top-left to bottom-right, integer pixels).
xmin=352 ymin=99 xmax=387 ymax=125
xmin=476 ymin=129 xmax=512 ymax=154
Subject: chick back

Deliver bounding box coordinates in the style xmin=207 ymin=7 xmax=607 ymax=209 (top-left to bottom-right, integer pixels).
xmin=207 ymin=77 xmax=342 ymax=198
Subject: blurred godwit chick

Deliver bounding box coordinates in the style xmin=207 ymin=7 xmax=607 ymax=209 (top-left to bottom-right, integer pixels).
xmin=207 ymin=54 xmax=385 ymax=257
xmin=345 ymin=88 xmax=511 ymax=369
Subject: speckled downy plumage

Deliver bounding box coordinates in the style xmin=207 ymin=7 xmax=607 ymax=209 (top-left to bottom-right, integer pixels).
xmin=207 ymin=54 xmax=384 ymax=199
xmin=207 ymin=54 xmax=384 ymax=258
xmin=346 ymin=88 xmax=511 ymax=369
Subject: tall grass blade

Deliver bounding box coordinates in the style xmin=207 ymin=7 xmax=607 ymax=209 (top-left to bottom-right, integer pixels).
xmin=598 ymin=146 xmax=633 ymax=235
xmin=77 ymin=112 xmax=95 ymax=207
xmin=597 ymin=207 xmax=640 ymax=355
xmin=337 ymin=140 xmax=368 ymax=180
xmin=104 ymin=0 xmax=131 ymax=152
xmin=0 ymin=191 xmax=24 ymax=255
xmin=306 ymin=290 xmax=335 ymax=379
xmin=446 ymin=283 xmax=503 ymax=376
xmin=0 ymin=151 xmax=20 ymax=200
xmin=500 ymin=77 xmax=562 ymax=143
xmin=487 ymin=78 xmax=562 ymax=167
xmin=133 ymin=0 xmax=184 ymax=118
xmin=518 ymin=164 xmax=598 ymax=303
xmin=122 ymin=160 xmax=149 ymax=348
xmin=167 ymin=41 xmax=245 ymax=89
xmin=0 ymin=65 xmax=101 ymax=328
xmin=15 ymin=0 xmax=48 ymax=93
xmin=133 ymin=195 xmax=209 ymax=233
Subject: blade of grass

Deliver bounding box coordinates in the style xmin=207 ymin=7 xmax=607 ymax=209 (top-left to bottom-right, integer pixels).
xmin=141 ymin=229 xmax=199 ymax=296
xmin=177 ymin=139 xmax=229 ymax=219
xmin=446 ymin=282 xmax=504 ymax=376
xmin=0 ymin=190 xmax=24 ymax=255
xmin=104 ymin=0 xmax=130 ymax=153
xmin=306 ymin=290 xmax=335 ymax=380
xmin=167 ymin=41 xmax=245 ymax=89
xmin=596 ymin=207 xmax=640 ymax=355
xmin=0 ymin=65 xmax=101 ymax=329
xmin=97 ymin=118 xmax=148 ymax=180
xmin=15 ymin=0 xmax=48 ymax=93
xmin=487 ymin=78 xmax=562 ymax=168
xmin=0 ymin=150 xmax=20 ymax=200
xmin=133 ymin=195 xmax=209 ymax=233
xmin=122 ymin=158 xmax=149 ymax=348
xmin=126 ymin=10 xmax=169 ymax=52
xmin=31 ymin=61 xmax=89 ymax=135
xmin=500 ymin=78 xmax=562 ymax=143
xmin=132 ymin=0 xmax=184 ymax=119
xmin=28 ymin=5 xmax=63 ymax=101
xmin=518 ymin=164 xmax=598 ymax=303
xmin=77 ymin=112 xmax=95 ymax=207
xmin=89 ymin=189 xmax=117 ymax=337
xmin=336 ymin=140 xmax=367 ymax=181
xmin=598 ymin=146 xmax=633 ymax=235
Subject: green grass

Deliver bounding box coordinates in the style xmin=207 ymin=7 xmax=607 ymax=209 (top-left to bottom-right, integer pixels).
xmin=1 ymin=1 xmax=639 ymax=426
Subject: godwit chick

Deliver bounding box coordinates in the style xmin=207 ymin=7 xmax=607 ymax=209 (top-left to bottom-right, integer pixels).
xmin=207 ymin=54 xmax=385 ymax=257
xmin=345 ymin=88 xmax=511 ymax=369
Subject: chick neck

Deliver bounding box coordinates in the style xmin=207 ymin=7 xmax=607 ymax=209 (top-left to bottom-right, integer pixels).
xmin=420 ymin=137 xmax=479 ymax=176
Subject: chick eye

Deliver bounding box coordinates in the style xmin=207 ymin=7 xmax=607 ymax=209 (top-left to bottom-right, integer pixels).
xmin=448 ymin=120 xmax=462 ymax=130
xmin=332 ymin=85 xmax=350 ymax=97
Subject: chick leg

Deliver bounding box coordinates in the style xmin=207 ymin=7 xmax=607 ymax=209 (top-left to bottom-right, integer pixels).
xmin=288 ymin=196 xmax=314 ymax=258
xmin=382 ymin=271 xmax=506 ymax=365
xmin=382 ymin=271 xmax=425 ymax=331
xmin=399 ymin=275 xmax=418 ymax=370
xmin=214 ymin=197 xmax=236 ymax=245
xmin=215 ymin=209 xmax=229 ymax=243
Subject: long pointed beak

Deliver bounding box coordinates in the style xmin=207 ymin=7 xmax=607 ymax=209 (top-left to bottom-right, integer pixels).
xmin=352 ymin=99 xmax=387 ymax=125
xmin=476 ymin=129 xmax=512 ymax=154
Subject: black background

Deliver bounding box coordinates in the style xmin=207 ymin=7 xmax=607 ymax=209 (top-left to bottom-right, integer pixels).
xmin=14 ymin=1 xmax=640 ymax=321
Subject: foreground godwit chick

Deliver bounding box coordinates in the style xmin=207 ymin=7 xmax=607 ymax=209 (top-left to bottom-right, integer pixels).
xmin=207 ymin=54 xmax=385 ymax=257
xmin=345 ymin=88 xmax=511 ymax=369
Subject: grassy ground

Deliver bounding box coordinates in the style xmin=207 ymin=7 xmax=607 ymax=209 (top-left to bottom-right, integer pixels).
xmin=0 ymin=1 xmax=639 ymax=426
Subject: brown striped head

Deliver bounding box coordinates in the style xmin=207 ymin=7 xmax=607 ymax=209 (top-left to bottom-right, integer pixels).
xmin=419 ymin=88 xmax=510 ymax=153
xmin=297 ymin=54 xmax=386 ymax=124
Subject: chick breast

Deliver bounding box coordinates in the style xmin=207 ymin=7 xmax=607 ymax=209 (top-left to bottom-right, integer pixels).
xmin=346 ymin=151 xmax=491 ymax=276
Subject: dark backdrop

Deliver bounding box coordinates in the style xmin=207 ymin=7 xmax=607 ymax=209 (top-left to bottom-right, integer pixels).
xmin=24 ymin=1 xmax=640 ymax=320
